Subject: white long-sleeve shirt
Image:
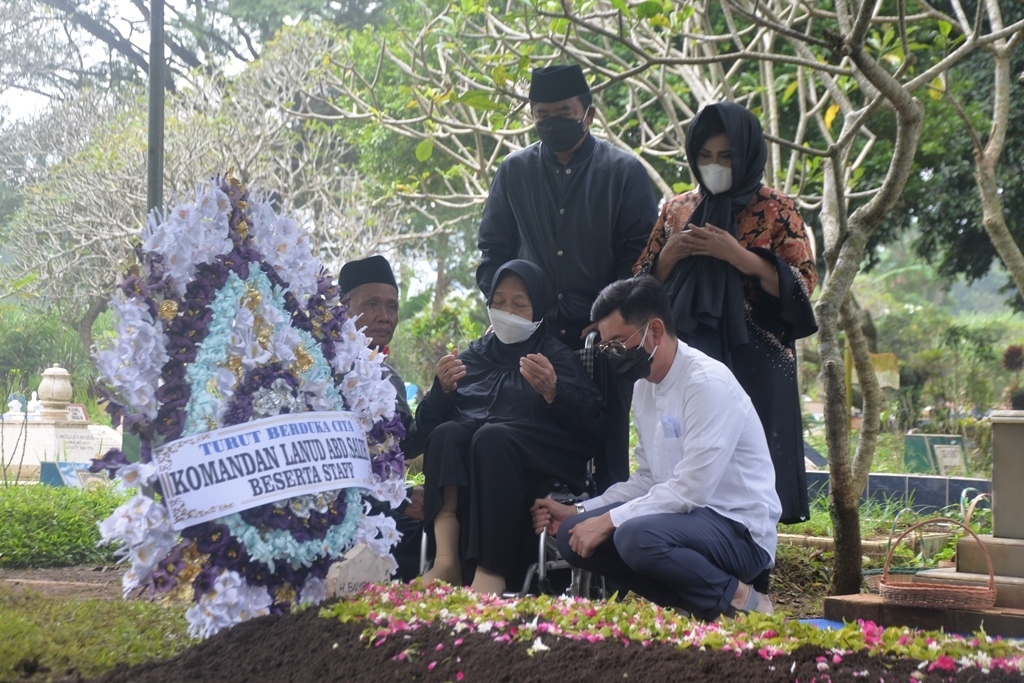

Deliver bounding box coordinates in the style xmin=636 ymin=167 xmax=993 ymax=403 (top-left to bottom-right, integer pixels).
xmin=584 ymin=341 xmax=782 ymax=559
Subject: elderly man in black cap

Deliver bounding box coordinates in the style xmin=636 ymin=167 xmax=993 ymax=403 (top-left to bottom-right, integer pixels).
xmin=338 ymin=255 xmax=412 ymax=423
xmin=338 ymin=255 xmax=424 ymax=580
xmin=476 ymin=63 xmax=659 ymax=492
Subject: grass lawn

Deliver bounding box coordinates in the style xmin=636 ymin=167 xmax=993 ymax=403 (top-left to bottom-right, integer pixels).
xmin=0 ymin=586 xmax=190 ymax=682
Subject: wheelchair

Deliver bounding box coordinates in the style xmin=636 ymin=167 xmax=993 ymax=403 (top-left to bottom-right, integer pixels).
xmin=419 ymin=331 xmax=610 ymax=599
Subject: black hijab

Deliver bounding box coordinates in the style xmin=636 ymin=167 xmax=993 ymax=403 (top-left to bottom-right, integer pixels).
xmin=479 ymin=259 xmax=549 ymax=366
xmin=664 ymin=102 xmax=766 ymax=365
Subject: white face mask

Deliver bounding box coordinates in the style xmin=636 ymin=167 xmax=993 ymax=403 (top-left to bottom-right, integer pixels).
xmin=488 ymin=307 xmax=541 ymax=345
xmin=699 ymin=163 xmax=733 ymax=195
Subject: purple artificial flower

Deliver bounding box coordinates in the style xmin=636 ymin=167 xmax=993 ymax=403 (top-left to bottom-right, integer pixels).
xmin=147 ymin=541 xmax=190 ymax=598
xmin=186 ymin=523 xmax=232 ymax=556
xmin=222 ymin=394 xmax=253 ymax=427
xmin=155 ymin=380 xmax=189 ymax=410
xmin=240 ymin=558 xmax=272 ymax=588
xmin=289 ymin=519 xmax=314 ymax=544
xmin=192 ymin=565 xmax=221 ymax=600
xmin=211 ymin=538 xmax=249 ymax=571
xmin=139 ymin=439 xmax=154 ymax=465
xmin=89 ymin=448 xmax=129 ymax=479
xmin=97 ymin=387 xmax=152 ymax=438
xmin=369 ymin=413 xmax=406 ymax=443
xmin=372 ymin=450 xmax=406 ymax=482
xmin=308 ymin=557 xmax=330 ymax=580
xmin=183 ymin=281 xmax=216 ymax=310
xmin=240 ymin=503 xmax=294 ymax=532
xmin=155 ymin=403 xmax=185 ymax=442
xmin=219 ymin=249 xmax=249 ymax=280
xmin=144 ymin=254 xmax=169 ymax=292
xmin=323 ymin=498 xmax=347 ymax=526
xmin=304 ymin=510 xmax=328 ymax=538
xmin=167 ymin=335 xmax=197 ymax=363
xmin=117 ymin=275 xmax=150 ymax=300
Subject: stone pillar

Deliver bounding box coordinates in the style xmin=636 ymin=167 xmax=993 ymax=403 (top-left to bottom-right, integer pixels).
xmin=37 ymin=364 xmax=73 ymax=421
xmin=991 ymin=410 xmax=1024 ymax=540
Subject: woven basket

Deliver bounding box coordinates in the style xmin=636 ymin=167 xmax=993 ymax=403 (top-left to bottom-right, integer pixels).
xmin=879 ymin=517 xmax=997 ymax=610
xmin=864 ymin=568 xmax=915 ymax=592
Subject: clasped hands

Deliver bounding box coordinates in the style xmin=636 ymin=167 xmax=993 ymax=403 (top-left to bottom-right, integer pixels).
xmin=435 ymin=349 xmax=558 ymax=403
xmin=661 ymin=222 xmax=743 ymax=268
xmin=530 ymin=499 xmax=614 ymax=559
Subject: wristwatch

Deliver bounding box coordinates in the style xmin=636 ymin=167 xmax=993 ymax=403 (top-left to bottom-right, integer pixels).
xmin=574 ymin=502 xmax=586 ymax=515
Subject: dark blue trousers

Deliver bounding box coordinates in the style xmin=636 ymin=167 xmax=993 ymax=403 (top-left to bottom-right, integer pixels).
xmin=557 ymin=503 xmax=771 ymax=620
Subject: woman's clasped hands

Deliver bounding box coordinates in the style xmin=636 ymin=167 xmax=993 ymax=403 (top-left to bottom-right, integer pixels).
xmin=672 ymin=222 xmax=744 ymax=265
xmin=519 ymin=353 xmax=558 ymax=403
xmin=436 ymin=349 xmax=467 ymax=394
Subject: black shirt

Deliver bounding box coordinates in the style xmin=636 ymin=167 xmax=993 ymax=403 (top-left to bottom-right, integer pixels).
xmin=476 ymin=135 xmax=658 ymax=349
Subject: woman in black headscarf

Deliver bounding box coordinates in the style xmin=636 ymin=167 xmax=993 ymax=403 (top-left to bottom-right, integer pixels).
xmin=417 ymin=259 xmax=606 ymax=594
xmin=634 ymin=102 xmax=818 ymax=526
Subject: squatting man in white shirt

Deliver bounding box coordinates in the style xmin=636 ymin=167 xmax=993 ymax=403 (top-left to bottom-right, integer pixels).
xmin=531 ymin=276 xmax=781 ymax=619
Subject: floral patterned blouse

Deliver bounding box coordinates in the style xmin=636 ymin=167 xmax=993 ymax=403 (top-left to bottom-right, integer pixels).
xmin=634 ymin=185 xmax=818 ymax=309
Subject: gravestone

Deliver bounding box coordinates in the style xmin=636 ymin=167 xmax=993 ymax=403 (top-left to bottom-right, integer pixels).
xmin=0 ymin=364 xmax=122 ymax=481
xmin=325 ymin=543 xmax=394 ymax=598
xmin=911 ymin=410 xmax=1024 ymax=609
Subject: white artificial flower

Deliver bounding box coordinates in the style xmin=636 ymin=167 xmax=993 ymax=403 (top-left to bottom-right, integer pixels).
xmin=141 ymin=184 xmax=233 ymax=297
xmin=185 ymin=570 xmax=273 ymax=639
xmin=368 ymin=477 xmax=408 ymax=511
xmin=246 ymin=196 xmax=322 ymax=302
xmin=95 ymin=292 xmax=169 ymax=421
xmin=299 ymin=576 xmax=327 ymax=606
xmin=115 ymin=462 xmax=159 ymax=489
xmin=98 ymin=493 xmax=176 ymax=594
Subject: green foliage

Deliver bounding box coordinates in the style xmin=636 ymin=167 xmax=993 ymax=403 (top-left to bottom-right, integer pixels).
xmin=389 ymin=290 xmax=487 ymax=391
xmin=0 ymin=485 xmax=129 ymax=568
xmin=0 ymin=304 xmax=114 ymax=426
xmin=783 ymin=494 xmax=923 ymax=540
xmin=0 ymin=587 xmax=190 ymax=678
xmin=874 ymin=40 xmax=1024 ymax=306
xmin=852 ymin=238 xmax=1024 ymax=438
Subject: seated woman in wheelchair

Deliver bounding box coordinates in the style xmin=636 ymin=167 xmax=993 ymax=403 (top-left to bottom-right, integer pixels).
xmin=417 ymin=259 xmax=606 ymax=594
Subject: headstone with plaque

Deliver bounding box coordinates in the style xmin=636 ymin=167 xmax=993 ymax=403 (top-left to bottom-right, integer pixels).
xmin=326 ymin=543 xmax=394 ymax=599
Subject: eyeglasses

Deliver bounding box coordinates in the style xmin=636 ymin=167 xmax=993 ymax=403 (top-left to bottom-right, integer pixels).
xmin=597 ymin=321 xmax=650 ymax=357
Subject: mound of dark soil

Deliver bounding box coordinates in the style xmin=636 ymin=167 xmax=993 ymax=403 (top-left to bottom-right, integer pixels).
xmin=84 ymin=605 xmax=1023 ymax=683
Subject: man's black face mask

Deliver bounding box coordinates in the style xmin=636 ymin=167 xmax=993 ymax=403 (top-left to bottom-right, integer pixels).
xmin=535 ymin=113 xmax=588 ymax=152
xmin=600 ymin=322 xmax=654 ymax=383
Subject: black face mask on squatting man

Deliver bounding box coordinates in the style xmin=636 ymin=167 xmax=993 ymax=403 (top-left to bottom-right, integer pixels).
xmin=535 ymin=113 xmax=588 ymax=152
xmin=600 ymin=323 xmax=658 ymax=383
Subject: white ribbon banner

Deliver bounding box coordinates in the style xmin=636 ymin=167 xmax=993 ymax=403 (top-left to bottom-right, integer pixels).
xmin=152 ymin=411 xmax=372 ymax=530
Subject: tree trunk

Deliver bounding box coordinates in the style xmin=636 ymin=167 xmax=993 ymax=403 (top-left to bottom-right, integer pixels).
xmin=973 ymin=45 xmax=1024 ymax=299
xmin=432 ymin=257 xmax=449 ymax=315
xmin=75 ymin=296 xmax=108 ymax=356
xmin=843 ymin=294 xmax=882 ymax=499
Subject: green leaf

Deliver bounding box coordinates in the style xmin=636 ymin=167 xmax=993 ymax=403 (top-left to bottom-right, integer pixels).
xmin=122 ymin=433 xmax=142 ymax=463
xmin=492 ymin=65 xmax=509 ymax=88
xmin=459 ymin=90 xmax=503 ymax=111
xmin=610 ymin=0 xmax=628 ymax=13
xmin=635 ymin=1 xmax=663 ymax=19
xmin=938 ymin=20 xmax=952 ymax=38
xmin=415 ymin=138 xmax=434 ymax=162
xmin=782 ymin=80 xmax=799 ymax=104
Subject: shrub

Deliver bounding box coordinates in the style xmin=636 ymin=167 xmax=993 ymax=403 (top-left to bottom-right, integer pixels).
xmin=0 ymin=484 xmax=129 ymax=568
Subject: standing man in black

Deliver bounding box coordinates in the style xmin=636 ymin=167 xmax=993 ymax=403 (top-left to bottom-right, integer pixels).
xmin=476 ymin=64 xmax=658 ymax=491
